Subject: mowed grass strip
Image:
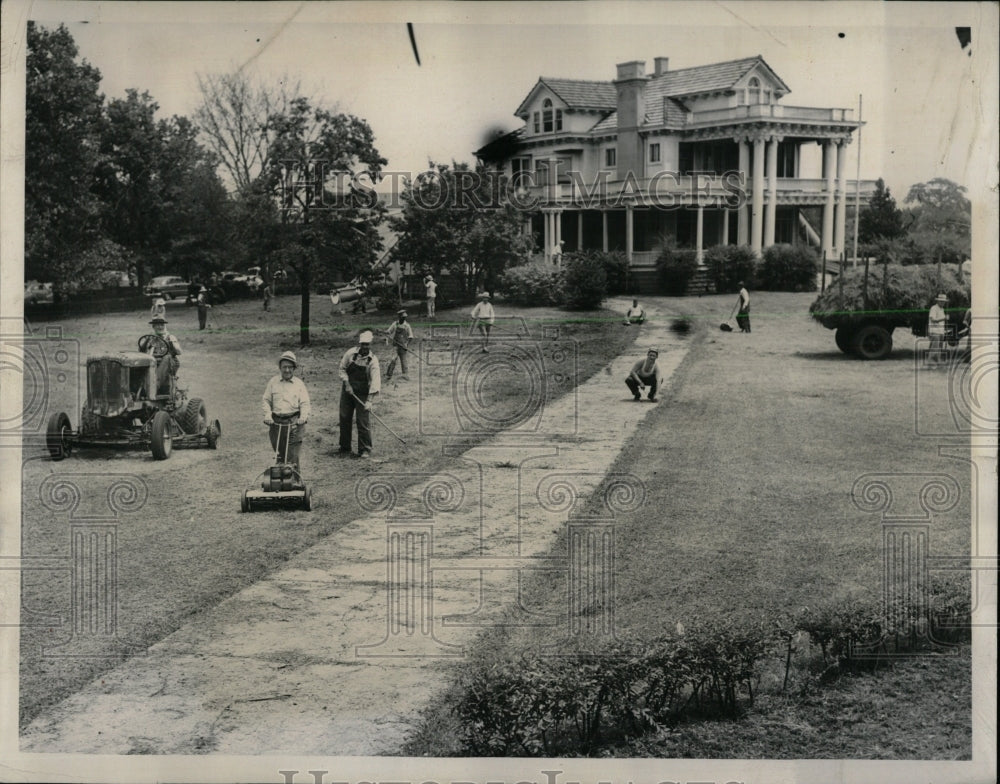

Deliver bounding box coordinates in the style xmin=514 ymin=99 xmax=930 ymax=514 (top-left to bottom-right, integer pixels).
xmin=404 ymin=291 xmax=973 ymax=758
xmin=19 ymin=297 xmax=638 ymax=727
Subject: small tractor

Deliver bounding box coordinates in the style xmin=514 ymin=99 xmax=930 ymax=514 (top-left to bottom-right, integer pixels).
xmin=46 ymin=333 xmax=221 ymax=460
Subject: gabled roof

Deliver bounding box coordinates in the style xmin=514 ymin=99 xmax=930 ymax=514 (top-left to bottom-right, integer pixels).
xmin=648 ymin=55 xmax=790 ymax=98
xmin=515 ymin=78 xmax=617 ymax=117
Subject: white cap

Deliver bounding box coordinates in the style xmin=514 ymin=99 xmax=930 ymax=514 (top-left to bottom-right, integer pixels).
xmin=359 ymin=330 xmax=374 ymax=344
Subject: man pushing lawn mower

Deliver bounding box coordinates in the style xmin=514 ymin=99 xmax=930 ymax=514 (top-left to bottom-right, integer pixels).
xmin=261 ymin=351 xmax=311 ymax=470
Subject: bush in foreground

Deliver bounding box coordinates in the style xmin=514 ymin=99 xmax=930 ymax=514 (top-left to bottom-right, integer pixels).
xmin=561 ymin=252 xmax=607 ymax=310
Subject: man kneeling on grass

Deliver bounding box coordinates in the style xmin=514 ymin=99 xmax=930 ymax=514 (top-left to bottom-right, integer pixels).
xmin=625 ymin=348 xmax=662 ymax=402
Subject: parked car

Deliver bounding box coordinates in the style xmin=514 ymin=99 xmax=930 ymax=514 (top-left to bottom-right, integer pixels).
xmin=144 ymin=275 xmax=191 ymax=299
xmin=24 ymin=280 xmax=55 ymax=305
xmin=221 ymin=270 xmax=264 ymax=291
xmin=100 ymin=269 xmax=136 ymax=288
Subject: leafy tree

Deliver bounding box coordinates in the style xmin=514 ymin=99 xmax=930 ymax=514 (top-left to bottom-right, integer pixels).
xmin=390 ymin=162 xmax=533 ymax=298
xmin=903 ymin=177 xmax=971 ymax=262
xmin=858 ymin=178 xmax=906 ymax=242
xmin=25 ymin=22 xmax=105 ymax=285
xmin=257 ymin=97 xmax=387 ymax=345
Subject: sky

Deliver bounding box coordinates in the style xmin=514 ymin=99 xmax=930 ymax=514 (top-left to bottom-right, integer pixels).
xmin=13 ymin=0 xmax=994 ymax=203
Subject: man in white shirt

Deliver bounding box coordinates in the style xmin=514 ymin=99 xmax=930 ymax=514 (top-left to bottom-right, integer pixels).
xmin=735 ymin=282 xmax=751 ymax=333
xmin=926 ymin=293 xmax=948 ymax=366
xmin=261 ymin=351 xmax=311 ymax=469
xmin=625 ymin=348 xmax=663 ymax=402
xmin=623 ymin=299 xmax=646 ymax=325
xmin=140 ymin=316 xmax=182 ymax=395
xmin=470 ymin=292 xmax=495 ymax=352
xmin=339 ymin=330 xmax=381 ymax=458
xmin=424 ymin=274 xmax=437 ymax=318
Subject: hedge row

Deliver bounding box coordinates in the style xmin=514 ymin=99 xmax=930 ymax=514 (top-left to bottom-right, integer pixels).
xmin=453 ymin=575 xmax=971 ymax=756
xmin=498 ymin=251 xmax=628 ymax=310
xmin=656 ymin=244 xmax=820 ymax=295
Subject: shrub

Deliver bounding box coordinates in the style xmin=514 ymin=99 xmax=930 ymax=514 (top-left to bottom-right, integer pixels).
xmin=498 ymin=265 xmax=563 ymax=307
xmin=560 ymin=252 xmax=607 ymax=310
xmin=656 ymin=245 xmax=699 ymax=296
xmin=594 ymin=250 xmax=630 ymax=295
xmin=704 ymin=245 xmax=757 ymax=294
xmin=758 ymin=244 xmax=819 ymax=292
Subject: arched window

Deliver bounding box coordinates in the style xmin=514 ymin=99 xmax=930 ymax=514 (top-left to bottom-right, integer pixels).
xmin=543 ymin=98 xmax=554 ymax=133
xmin=747 ymin=76 xmax=762 ymax=105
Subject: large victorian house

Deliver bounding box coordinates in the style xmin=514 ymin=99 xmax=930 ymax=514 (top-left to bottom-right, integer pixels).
xmin=476 ymin=55 xmax=877 ymax=275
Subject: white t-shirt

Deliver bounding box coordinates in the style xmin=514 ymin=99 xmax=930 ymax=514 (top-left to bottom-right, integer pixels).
xmin=470 ymin=301 xmax=495 ymax=325
xmin=425 ymin=280 xmax=437 ymax=298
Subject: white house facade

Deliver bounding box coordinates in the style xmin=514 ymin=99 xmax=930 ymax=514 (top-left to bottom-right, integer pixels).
xmin=475 ymin=55 xmax=878 ymax=270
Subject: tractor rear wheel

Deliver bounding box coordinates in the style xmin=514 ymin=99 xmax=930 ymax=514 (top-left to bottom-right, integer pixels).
xmin=853 ymin=324 xmax=893 ymax=360
xmin=150 ymin=410 xmax=173 ymax=459
xmin=46 ymin=412 xmax=72 ymax=460
xmin=179 ymin=397 xmax=206 ymax=435
xmin=835 ymin=327 xmax=855 ymax=354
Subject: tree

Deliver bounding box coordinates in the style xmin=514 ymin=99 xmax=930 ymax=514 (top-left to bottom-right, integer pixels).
xmin=258 ymin=97 xmax=387 ymax=345
xmin=390 ymin=162 xmax=533 ymax=298
xmin=195 ymin=70 xmax=305 ymax=192
xmin=903 ymin=177 xmax=972 ymax=263
xmin=858 ymin=178 xmax=906 ymax=242
xmin=25 ymin=22 xmax=105 ymax=285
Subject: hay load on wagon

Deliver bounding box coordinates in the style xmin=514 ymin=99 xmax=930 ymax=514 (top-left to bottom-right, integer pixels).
xmin=808 ymin=263 xmax=970 ymax=359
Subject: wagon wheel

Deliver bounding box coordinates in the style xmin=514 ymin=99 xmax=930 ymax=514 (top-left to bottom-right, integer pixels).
xmin=241 ymin=490 xmax=252 ymax=513
xmin=852 ymin=324 xmax=893 ymax=360
xmin=150 ymin=410 xmax=173 ymax=459
xmin=46 ymin=412 xmax=72 ymax=460
xmin=834 ymin=327 xmax=855 ymax=354
xmin=179 ymin=397 xmax=206 ymax=435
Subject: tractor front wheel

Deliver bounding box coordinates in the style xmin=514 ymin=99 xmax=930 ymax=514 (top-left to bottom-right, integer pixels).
xmin=241 ymin=490 xmax=252 ymax=513
xmin=46 ymin=412 xmax=72 ymax=460
xmin=302 ymin=486 xmax=312 ymax=511
xmin=150 ymin=411 xmax=173 ymax=459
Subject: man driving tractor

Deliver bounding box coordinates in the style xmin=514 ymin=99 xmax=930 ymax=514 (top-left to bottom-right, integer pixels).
xmin=139 ymin=316 xmax=182 ymax=394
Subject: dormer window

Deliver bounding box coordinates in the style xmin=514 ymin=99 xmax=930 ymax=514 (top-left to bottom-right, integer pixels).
xmin=747 ymin=77 xmax=762 ymax=105
xmin=543 ymin=98 xmax=554 ymax=133
xmin=533 ymin=112 xmax=540 ymax=133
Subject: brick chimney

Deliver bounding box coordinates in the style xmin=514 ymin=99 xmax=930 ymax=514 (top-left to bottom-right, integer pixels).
xmin=654 ymin=57 xmax=670 ymax=76
xmin=614 ymin=61 xmax=648 ymax=180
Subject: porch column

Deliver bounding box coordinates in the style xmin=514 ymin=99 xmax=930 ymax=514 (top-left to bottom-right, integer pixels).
xmin=822 ymin=139 xmax=836 ymax=259
xmin=737 ymin=137 xmax=749 ymax=245
xmin=834 ymin=139 xmax=847 ymax=260
xmin=602 ymin=210 xmax=609 ymax=252
xmin=764 ymin=135 xmax=779 ymax=248
xmin=751 ymin=135 xmax=765 ymax=256
xmin=577 ymin=211 xmax=584 ymax=250
xmin=695 ymin=206 xmax=704 ymax=265
xmin=543 ymin=212 xmax=553 ymax=263
xmin=721 ymin=208 xmax=730 ymax=246
xmin=625 ymin=203 xmax=634 ymax=264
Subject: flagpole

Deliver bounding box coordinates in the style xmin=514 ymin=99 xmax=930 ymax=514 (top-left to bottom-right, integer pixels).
xmin=852 ymin=94 xmax=863 ymax=267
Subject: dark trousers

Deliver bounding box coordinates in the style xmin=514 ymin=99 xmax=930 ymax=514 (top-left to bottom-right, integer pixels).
xmin=269 ymin=415 xmax=304 ymax=468
xmin=625 ymin=374 xmax=657 ymax=399
xmin=737 ymin=306 xmax=751 ymax=333
xmin=339 ymin=390 xmax=372 ymax=453
xmin=198 ymin=307 xmax=209 ymax=329
xmin=394 ymin=345 xmax=408 ymax=375
xmin=155 ymin=356 xmax=179 ymax=395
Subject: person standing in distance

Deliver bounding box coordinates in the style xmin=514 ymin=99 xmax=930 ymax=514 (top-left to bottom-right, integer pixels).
xmin=470 ymin=292 xmax=495 ymax=353
xmin=424 ymin=274 xmax=437 ymax=318
xmin=338 ymin=330 xmax=381 ymax=458
xmin=926 ymin=293 xmax=949 ymax=366
xmin=735 ymin=281 xmax=751 ymax=333
xmin=196 ymin=287 xmax=212 ymax=330
xmin=384 ymin=309 xmax=414 ymax=379
xmin=261 ymin=351 xmax=311 ymax=470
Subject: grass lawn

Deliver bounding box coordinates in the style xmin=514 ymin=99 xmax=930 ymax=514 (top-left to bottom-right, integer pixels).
xmin=402 ymin=291 xmax=974 ymax=758
xmin=19 ymin=294 xmax=639 ymax=727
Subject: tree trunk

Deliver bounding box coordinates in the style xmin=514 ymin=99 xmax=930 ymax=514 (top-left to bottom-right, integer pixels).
xmin=299 ymin=270 xmax=310 ymax=346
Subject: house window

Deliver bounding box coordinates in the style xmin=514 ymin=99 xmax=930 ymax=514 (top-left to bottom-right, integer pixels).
xmin=543 ymin=98 xmax=554 ymax=133
xmin=747 ymin=76 xmax=761 ymax=105
xmin=649 ymin=143 xmax=661 ymax=163
xmin=605 ymin=148 xmax=616 ymax=167
xmin=555 ymin=109 xmax=563 ymax=131
xmin=511 ymin=156 xmax=532 ymax=185
xmin=533 ymin=112 xmax=540 ymax=133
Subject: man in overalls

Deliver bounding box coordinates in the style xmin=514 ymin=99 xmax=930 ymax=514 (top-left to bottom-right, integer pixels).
xmin=338 ymin=330 xmax=381 ymax=458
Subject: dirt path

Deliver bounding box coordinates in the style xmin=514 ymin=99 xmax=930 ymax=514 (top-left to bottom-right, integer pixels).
xmin=20 ymin=298 xmax=694 ymax=754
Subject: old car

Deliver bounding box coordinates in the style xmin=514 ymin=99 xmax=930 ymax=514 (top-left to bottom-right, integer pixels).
xmin=46 ymin=333 xmax=221 ymax=461
xmin=24 ymin=280 xmax=54 ymax=305
xmin=143 ymin=275 xmax=191 ymax=299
